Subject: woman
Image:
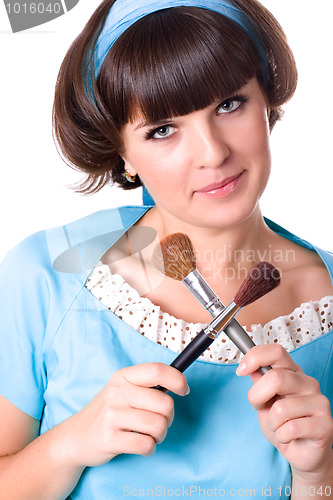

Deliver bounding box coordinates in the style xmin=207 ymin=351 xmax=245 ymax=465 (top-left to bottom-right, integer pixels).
xmin=0 ymin=0 xmax=332 ymax=498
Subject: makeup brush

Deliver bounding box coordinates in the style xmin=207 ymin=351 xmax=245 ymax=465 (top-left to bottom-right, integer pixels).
xmin=152 ymin=233 xmax=224 ymax=317
xmin=152 ymin=234 xmax=272 ymax=375
xmin=153 ymin=261 xmax=280 ymax=391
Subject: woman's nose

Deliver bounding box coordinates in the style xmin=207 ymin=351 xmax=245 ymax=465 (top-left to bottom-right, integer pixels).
xmin=189 ymin=121 xmax=230 ymax=169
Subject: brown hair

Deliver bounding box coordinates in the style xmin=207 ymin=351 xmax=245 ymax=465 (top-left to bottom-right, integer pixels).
xmin=53 ymin=0 xmax=297 ymax=194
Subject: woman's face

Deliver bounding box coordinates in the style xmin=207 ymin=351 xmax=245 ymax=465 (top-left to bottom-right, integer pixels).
xmin=121 ymin=78 xmax=271 ymax=231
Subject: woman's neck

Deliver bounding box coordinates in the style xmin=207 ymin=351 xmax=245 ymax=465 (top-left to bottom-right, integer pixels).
xmin=141 ymin=204 xmax=274 ymax=285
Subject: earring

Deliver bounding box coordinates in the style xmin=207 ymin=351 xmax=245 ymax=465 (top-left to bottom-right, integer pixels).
xmin=124 ymin=170 xmax=136 ymax=183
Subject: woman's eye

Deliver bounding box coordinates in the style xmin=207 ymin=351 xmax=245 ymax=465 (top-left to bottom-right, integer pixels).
xmin=217 ymin=96 xmax=248 ymax=115
xmin=146 ymin=125 xmax=176 ymax=140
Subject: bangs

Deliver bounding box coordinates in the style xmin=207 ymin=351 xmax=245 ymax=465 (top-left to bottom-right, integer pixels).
xmin=97 ymin=7 xmax=261 ymax=127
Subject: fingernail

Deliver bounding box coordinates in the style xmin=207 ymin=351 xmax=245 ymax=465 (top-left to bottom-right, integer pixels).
xmin=236 ymin=361 xmax=246 ymax=376
xmin=183 ymin=385 xmax=190 ymax=396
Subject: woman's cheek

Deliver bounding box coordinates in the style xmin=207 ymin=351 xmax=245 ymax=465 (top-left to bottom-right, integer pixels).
xmin=239 ymin=111 xmax=270 ymax=153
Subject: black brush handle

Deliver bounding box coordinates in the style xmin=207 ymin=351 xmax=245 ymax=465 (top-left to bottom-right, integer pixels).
xmin=153 ymin=329 xmax=214 ymax=392
xmin=170 ymin=329 xmax=214 ymax=371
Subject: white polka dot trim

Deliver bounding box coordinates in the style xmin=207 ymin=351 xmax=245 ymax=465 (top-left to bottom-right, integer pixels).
xmin=86 ymin=262 xmax=333 ymax=365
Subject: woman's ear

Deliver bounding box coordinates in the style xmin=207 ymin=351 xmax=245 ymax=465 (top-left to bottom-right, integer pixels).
xmin=121 ymin=155 xmax=138 ymax=183
xmin=122 ymin=155 xmax=138 ymax=178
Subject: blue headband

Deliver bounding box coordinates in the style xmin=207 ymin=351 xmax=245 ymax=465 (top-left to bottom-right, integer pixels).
xmin=92 ymin=0 xmax=269 ymax=82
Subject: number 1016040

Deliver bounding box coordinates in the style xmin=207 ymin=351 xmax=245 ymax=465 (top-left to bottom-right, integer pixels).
xmin=277 ymin=485 xmax=332 ymax=497
xmin=5 ymin=3 xmax=62 ymax=15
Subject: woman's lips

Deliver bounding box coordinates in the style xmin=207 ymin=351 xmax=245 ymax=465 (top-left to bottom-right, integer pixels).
xmin=195 ymin=171 xmax=245 ymax=199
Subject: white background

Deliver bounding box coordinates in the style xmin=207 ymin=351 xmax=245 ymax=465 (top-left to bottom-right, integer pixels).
xmin=0 ymin=0 xmax=332 ymax=262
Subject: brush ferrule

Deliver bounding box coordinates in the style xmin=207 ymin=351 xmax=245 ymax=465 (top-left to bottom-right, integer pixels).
xmin=183 ymin=270 xmax=224 ymax=317
xmin=204 ymin=301 xmax=241 ymax=340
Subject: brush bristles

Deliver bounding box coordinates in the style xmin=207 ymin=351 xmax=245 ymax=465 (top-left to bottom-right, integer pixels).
xmin=152 ymin=233 xmax=196 ymax=281
xmin=234 ymin=261 xmax=281 ymax=308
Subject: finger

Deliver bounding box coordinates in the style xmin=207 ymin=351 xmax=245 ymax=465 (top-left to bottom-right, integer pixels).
xmin=249 ymin=371 xmax=262 ymax=385
xmin=268 ymin=394 xmax=326 ymax=432
xmin=113 ymin=430 xmax=157 ymax=457
xmin=236 ymin=344 xmax=302 ymax=377
xmin=120 ymin=363 xmax=189 ymax=396
xmin=275 ymin=415 xmax=332 ymax=445
xmin=118 ymin=408 xmax=168 ymax=444
xmin=247 ymin=370 xmax=320 ymax=410
xmin=126 ymin=386 xmax=175 ymax=427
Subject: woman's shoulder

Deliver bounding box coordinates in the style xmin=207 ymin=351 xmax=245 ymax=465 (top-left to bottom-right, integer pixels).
xmin=1 ymin=205 xmax=148 ymax=274
xmin=289 ymin=245 xmax=333 ymax=302
xmin=0 ymin=230 xmax=51 ymax=279
xmin=272 ymin=229 xmax=333 ymax=305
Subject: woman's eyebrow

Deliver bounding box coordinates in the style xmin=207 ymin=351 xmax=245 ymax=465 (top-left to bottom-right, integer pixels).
xmin=134 ymin=118 xmax=171 ymax=131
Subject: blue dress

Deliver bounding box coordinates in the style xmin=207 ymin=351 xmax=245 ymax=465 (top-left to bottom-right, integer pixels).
xmin=0 ymin=204 xmax=332 ymax=499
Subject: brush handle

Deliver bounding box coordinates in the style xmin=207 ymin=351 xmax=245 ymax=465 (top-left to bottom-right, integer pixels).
xmin=153 ymin=304 xmax=239 ymax=391
xmin=153 ymin=313 xmax=270 ymax=392
xmin=171 ymin=330 xmax=214 ymax=372
xmin=223 ymin=319 xmax=271 ymax=375
xmin=183 ymin=271 xmax=271 ymax=376
xmin=153 ymin=329 xmax=214 ymax=392
xmin=153 ymin=324 xmax=270 ymax=392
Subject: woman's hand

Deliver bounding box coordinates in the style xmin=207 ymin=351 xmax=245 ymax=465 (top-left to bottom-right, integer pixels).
xmin=236 ymin=344 xmax=333 ymax=483
xmin=60 ymin=362 xmax=189 ymax=468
